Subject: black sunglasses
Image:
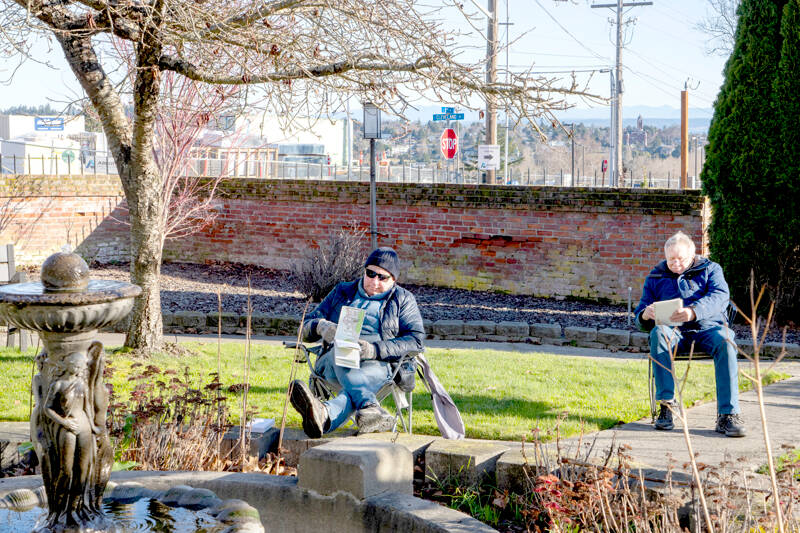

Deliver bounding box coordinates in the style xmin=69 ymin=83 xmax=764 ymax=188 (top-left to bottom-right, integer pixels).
xmin=365 ymin=269 xmax=392 ymax=281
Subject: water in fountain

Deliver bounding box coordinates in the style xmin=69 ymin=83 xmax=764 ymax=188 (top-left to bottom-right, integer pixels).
xmin=0 ymin=482 xmax=264 ymax=532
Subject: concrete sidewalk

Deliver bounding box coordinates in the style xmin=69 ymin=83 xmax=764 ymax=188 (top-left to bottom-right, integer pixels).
xmin=561 ymin=375 xmax=800 ymax=483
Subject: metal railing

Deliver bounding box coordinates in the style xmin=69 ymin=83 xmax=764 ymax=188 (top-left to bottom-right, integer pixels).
xmin=0 ymin=152 xmax=703 ymax=190
xmin=0 ymin=151 xmax=118 ymax=176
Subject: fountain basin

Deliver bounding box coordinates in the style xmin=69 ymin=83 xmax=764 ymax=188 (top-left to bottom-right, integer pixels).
xmin=0 ymin=470 xmax=497 ymax=532
xmin=0 ymin=280 xmax=140 ymax=332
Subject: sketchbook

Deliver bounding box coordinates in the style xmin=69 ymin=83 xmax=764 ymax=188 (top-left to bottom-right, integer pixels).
xmin=654 ymin=298 xmax=684 ymax=326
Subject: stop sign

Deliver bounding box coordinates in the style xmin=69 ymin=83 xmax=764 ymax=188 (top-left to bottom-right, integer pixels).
xmin=601 ymin=159 xmax=608 ymax=173
xmin=440 ymin=128 xmax=458 ymax=159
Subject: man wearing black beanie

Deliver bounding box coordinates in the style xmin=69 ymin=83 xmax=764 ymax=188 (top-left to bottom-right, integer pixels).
xmin=290 ymin=246 xmax=425 ymax=437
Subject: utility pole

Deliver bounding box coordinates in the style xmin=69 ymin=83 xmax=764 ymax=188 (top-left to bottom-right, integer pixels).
xmin=485 ymin=0 xmax=498 ymax=184
xmin=592 ymin=1 xmax=653 ymax=187
xmin=501 ymin=0 xmax=513 ymax=185
xmin=680 ymin=89 xmax=688 ymax=188
xmin=566 ymin=123 xmax=575 ymax=187
xmin=582 ymin=144 xmax=585 ymax=183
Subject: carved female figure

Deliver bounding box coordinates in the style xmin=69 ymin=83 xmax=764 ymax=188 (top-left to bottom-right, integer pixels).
xmin=40 ymin=351 xmax=102 ymax=528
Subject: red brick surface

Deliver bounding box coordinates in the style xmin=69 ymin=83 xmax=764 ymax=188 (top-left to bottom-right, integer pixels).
xmin=0 ymin=175 xmax=708 ymax=303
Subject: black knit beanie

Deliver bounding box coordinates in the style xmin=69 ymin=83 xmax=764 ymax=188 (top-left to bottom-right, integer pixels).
xmin=364 ymin=247 xmax=400 ymax=280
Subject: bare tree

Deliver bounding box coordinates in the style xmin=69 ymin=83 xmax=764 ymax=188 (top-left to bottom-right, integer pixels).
xmin=697 ymin=0 xmax=741 ymax=56
xmin=0 ymin=0 xmax=597 ymax=351
xmin=151 ymin=70 xmax=243 ymax=241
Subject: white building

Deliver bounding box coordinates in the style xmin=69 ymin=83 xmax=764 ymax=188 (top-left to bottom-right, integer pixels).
xmin=232 ymin=114 xmax=350 ymax=166
xmin=0 ymin=114 xmax=112 ymax=174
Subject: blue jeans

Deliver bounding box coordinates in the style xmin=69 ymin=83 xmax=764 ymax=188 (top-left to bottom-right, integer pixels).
xmin=315 ymin=350 xmax=392 ymax=432
xmin=649 ymin=325 xmax=740 ymax=414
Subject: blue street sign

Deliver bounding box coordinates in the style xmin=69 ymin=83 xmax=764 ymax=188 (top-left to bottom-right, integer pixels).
xmin=441 ymin=107 xmax=455 ymax=113
xmin=433 ymin=113 xmax=465 ymax=121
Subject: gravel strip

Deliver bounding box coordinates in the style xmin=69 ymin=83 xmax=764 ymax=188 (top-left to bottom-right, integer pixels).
xmin=24 ymin=261 xmax=799 ymax=346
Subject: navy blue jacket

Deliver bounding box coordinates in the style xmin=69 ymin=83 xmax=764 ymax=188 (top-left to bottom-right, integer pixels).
xmin=303 ymin=280 xmax=425 ymax=362
xmin=634 ymin=256 xmax=730 ymax=333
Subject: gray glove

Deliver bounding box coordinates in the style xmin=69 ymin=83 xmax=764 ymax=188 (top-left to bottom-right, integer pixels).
xmin=358 ymin=340 xmax=377 ymax=360
xmin=316 ymin=319 xmax=337 ymax=343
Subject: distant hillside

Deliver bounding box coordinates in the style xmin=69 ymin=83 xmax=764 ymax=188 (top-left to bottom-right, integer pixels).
xmin=374 ymin=104 xmax=714 ymax=134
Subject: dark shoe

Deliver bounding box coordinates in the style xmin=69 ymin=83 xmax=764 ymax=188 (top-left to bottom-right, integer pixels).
xmin=289 ymin=380 xmax=329 ymax=438
xmin=654 ymin=403 xmax=674 ymax=431
xmin=355 ymin=405 xmax=395 ymax=434
xmin=716 ymin=413 xmax=746 ymax=437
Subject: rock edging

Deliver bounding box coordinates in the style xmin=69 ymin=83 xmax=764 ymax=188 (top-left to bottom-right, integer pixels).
xmin=107 ymin=313 xmax=800 ymax=358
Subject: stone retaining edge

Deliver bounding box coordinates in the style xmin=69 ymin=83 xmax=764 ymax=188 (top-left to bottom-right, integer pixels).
xmin=0 ymin=470 xmax=496 ymax=533
xmin=106 ymin=313 xmax=800 ymax=358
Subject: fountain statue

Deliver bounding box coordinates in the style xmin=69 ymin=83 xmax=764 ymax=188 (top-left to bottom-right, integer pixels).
xmin=0 ymin=252 xmax=141 ymax=532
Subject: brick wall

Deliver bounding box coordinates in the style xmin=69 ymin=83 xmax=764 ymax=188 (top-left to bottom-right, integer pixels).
xmin=0 ymin=175 xmax=708 ymax=303
xmin=0 ymin=174 xmax=127 ymax=264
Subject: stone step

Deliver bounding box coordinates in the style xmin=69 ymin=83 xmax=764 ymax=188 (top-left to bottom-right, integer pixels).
xmin=0 ymin=422 xmax=32 ymax=472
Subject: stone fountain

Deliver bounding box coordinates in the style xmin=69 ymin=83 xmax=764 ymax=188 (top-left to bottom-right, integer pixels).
xmin=0 ymin=252 xmax=140 ymax=532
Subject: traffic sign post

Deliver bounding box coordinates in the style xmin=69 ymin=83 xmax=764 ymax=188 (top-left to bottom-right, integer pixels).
xmin=601 ymin=159 xmax=608 ymax=185
xmin=432 ymin=108 xmax=464 ymax=182
xmin=440 ymin=128 xmax=458 ymax=160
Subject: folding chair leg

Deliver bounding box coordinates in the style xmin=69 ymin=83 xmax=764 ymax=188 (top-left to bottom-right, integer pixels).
xmin=648 ymin=358 xmax=657 ymax=423
xmin=408 ymin=392 xmax=413 ymax=435
xmin=391 ymin=388 xmax=410 ymax=433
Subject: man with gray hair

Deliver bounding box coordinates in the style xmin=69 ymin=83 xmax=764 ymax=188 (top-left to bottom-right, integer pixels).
xmin=634 ymin=231 xmax=745 ymax=437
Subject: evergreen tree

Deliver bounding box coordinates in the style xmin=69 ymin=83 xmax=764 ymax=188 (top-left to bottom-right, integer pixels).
xmin=771 ymin=0 xmax=800 ymax=318
xmin=701 ymin=0 xmax=795 ymax=320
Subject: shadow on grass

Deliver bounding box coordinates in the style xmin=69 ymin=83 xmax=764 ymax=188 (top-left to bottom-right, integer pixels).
xmin=0 ymin=354 xmax=33 ymax=364
xmin=234 ymin=385 xmax=292 ymax=395
xmin=411 ymin=392 xmax=625 ymax=430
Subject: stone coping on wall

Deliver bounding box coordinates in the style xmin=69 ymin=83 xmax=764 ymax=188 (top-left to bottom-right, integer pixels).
xmin=107 ymin=312 xmax=800 ymax=359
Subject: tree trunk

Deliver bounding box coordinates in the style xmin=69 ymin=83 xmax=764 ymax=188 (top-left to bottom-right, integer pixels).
xmin=123 ymin=35 xmax=166 ymax=351
xmin=57 ymin=29 xmax=166 ymax=351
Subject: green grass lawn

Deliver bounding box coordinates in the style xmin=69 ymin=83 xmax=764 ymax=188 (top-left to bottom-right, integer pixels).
xmin=0 ymin=343 xmax=787 ymax=441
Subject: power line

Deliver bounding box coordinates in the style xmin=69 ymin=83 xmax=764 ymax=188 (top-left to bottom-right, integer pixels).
xmin=624 ymin=47 xmax=718 ymax=90
xmin=512 ymin=50 xmax=610 ymax=59
xmin=624 ymin=65 xmax=716 ymax=107
xmin=530 ymin=0 xmax=608 ymax=61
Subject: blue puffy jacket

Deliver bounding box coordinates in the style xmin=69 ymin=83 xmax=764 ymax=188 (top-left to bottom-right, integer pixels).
xmin=634 ymin=256 xmax=731 ymax=333
xmin=302 ymin=279 xmax=425 ymax=362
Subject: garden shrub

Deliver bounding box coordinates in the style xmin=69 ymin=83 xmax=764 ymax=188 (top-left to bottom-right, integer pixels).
xmin=702 ymin=0 xmax=800 ymax=322
xmin=290 ymin=223 xmax=367 ymax=302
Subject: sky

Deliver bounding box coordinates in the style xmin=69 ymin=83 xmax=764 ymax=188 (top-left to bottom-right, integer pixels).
xmin=0 ymin=0 xmax=728 ymax=118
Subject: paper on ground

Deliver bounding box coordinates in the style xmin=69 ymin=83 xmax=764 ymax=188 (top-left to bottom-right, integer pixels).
xmin=247 ymin=418 xmax=275 ymax=433
xmin=392 ymin=387 xmax=409 ymax=409
xmin=335 ymin=306 xmax=365 ymax=368
xmin=654 ymin=298 xmax=684 ymax=326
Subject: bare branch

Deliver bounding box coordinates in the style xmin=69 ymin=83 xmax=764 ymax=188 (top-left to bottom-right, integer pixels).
xmin=201 ymin=0 xmax=304 ymax=36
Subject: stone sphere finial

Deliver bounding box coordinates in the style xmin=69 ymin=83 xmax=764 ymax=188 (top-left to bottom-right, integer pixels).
xmin=41 ymin=252 xmax=90 ymax=292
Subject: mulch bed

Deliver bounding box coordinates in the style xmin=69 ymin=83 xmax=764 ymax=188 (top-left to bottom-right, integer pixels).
xmin=24 ymin=260 xmax=799 ymax=345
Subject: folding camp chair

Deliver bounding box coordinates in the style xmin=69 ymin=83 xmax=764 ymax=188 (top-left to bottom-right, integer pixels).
xmin=284 ymin=341 xmax=423 ymax=433
xmin=647 ymin=302 xmax=739 ymax=422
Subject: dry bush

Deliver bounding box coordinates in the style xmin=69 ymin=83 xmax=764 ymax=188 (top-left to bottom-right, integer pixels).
xmin=291 ymin=223 xmax=367 ymax=302
xmin=106 ymin=363 xmax=235 ymax=471
xmin=417 ymin=419 xmax=800 ymax=533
